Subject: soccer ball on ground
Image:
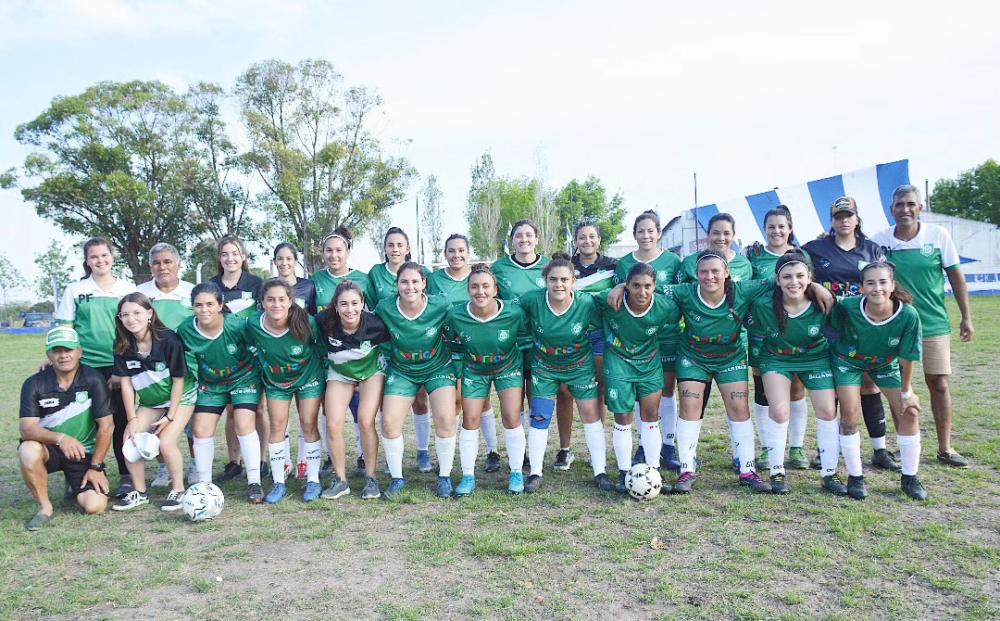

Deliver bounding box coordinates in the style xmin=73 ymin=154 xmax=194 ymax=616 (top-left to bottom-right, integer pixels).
xmin=182 ymin=482 xmax=225 ymax=521
xmin=625 ymin=463 xmax=662 ymax=500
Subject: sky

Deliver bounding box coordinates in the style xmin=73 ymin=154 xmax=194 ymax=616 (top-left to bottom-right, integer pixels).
xmin=1 ymin=0 xmax=998 ymax=300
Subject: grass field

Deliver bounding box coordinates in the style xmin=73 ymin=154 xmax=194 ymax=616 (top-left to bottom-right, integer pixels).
xmin=1 ymin=299 xmax=997 ymax=621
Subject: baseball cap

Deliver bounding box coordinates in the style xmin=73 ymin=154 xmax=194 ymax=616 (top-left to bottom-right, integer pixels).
xmin=45 ymin=326 xmax=80 ymax=351
xmin=831 ymin=196 xmax=858 ymax=216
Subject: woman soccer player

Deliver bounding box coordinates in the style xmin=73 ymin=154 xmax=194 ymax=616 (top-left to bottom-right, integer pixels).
xmin=597 ymin=262 xmax=679 ymax=492
xmin=749 ymin=251 xmax=839 ymax=495
xmin=316 ymin=281 xmax=389 ymax=499
xmin=678 ymin=213 xmax=753 ymax=283
xmin=831 ymin=262 xmax=926 ymax=500
xmin=55 ymin=238 xmax=136 ymax=497
xmin=273 ymin=242 xmax=317 ymax=315
xmin=313 ymin=227 xmax=372 ymax=311
xmin=446 ymin=264 xmax=529 ymax=495
xmin=614 ymin=211 xmax=683 ymax=469
xmin=519 ymin=253 xmax=613 ymax=493
xmin=246 ymin=279 xmax=326 ymax=504
xmin=375 ymin=262 xmax=459 ymax=499
xmin=177 ymin=283 xmax=265 ymax=503
xmin=111 ymin=293 xmax=197 ymax=512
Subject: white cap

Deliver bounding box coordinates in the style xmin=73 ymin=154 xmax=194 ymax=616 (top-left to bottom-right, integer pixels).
xmin=124 ymin=432 xmax=161 ymax=462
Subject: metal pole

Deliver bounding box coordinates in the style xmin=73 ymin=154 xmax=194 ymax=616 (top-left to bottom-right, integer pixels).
xmin=415 ymin=196 xmax=421 ymax=264
xmin=925 ymin=178 xmax=931 ymax=212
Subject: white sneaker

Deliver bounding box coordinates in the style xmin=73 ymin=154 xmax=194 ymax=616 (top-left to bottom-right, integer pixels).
xmin=150 ymin=464 xmax=170 ymax=488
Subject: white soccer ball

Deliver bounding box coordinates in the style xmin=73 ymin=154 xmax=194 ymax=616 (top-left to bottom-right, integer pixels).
xmin=182 ymin=482 xmax=225 ymax=522
xmin=625 ymin=463 xmax=662 ymax=500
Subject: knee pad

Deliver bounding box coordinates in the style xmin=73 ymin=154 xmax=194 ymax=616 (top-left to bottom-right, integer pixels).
xmin=753 ymin=375 xmax=768 ymax=407
xmin=529 ymin=397 xmax=556 ymax=430
xmin=349 ymin=392 xmax=360 ymax=421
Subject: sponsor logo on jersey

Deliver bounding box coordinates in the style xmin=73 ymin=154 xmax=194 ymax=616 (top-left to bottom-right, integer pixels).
xmin=691 ymin=314 xmax=702 ymax=322
xmin=126 ymin=360 xmax=142 ymax=369
xmin=888 ymin=337 xmax=900 ymax=346
xmin=571 ymin=323 xmax=583 ymax=335
xmin=227 ymin=344 xmax=238 ymax=355
xmin=155 ymin=361 xmax=167 ymax=372
xmin=498 ymin=329 xmax=509 ymax=342
xmin=808 ymin=325 xmax=820 ymax=336
xmin=39 ymin=398 xmax=59 ymax=408
xmin=241 ymin=291 xmax=253 ymax=300
xmin=328 ymin=338 xmax=342 ymax=347
xmin=75 ymin=391 xmax=89 ymax=403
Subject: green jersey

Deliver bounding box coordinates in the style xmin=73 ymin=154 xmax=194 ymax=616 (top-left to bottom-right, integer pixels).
xmin=368 ymin=263 xmax=431 ymax=307
xmin=669 ymin=279 xmax=772 ymax=364
xmin=137 ymin=280 xmax=194 ymax=330
xmin=55 ymin=276 xmax=136 ymax=369
xmin=748 ymin=295 xmax=829 ymax=371
xmin=175 ymin=315 xmax=257 ymax=390
xmin=594 ymin=293 xmax=680 ymax=375
xmin=114 ymin=329 xmax=196 ymax=408
xmin=678 ymin=252 xmax=754 ymax=284
xmin=245 ymin=313 xmax=324 ymax=390
xmin=830 ymin=296 xmax=922 ymax=368
xmin=313 ymin=268 xmax=372 ymax=311
xmin=614 ymin=250 xmax=682 ymax=343
xmin=491 ymin=255 xmax=550 ymax=302
xmin=444 ymin=301 xmax=526 ymax=376
xmin=375 ymin=294 xmax=453 ymax=375
xmin=748 ymin=248 xmax=809 ymax=280
xmin=518 ymin=289 xmax=599 ymax=371
xmin=428 ymin=268 xmax=470 ymax=305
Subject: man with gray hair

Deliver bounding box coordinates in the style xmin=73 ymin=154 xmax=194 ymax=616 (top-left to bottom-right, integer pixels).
xmin=872 ymin=185 xmax=974 ymax=473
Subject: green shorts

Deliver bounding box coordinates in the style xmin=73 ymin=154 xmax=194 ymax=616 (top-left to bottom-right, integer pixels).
xmin=761 ymin=366 xmax=834 ymax=391
xmin=265 ymin=374 xmax=326 ymax=402
xmin=461 ymin=365 xmax=525 ymax=400
xmin=195 ymin=376 xmax=261 ymax=412
xmin=452 ymin=358 xmax=464 ymax=380
xmin=605 ymin=371 xmax=662 ymax=414
xmin=659 ymin=347 xmax=677 ymax=374
xmin=327 ymin=367 xmax=383 ymax=386
xmin=676 ymin=354 xmax=748 ymax=386
xmin=832 ymin=360 xmax=902 ymax=389
xmin=384 ymin=364 xmax=457 ymax=398
xmin=530 ymin=359 xmax=598 ymax=401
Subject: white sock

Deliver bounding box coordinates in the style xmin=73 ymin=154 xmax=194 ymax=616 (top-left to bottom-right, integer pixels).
xmin=459 ymin=428 xmax=479 ymax=476
xmin=480 ymin=408 xmax=498 ymax=452
xmin=304 ymin=440 xmax=321 ymax=483
xmin=413 ymin=412 xmax=431 ymax=451
xmin=268 ymin=442 xmax=288 ymax=484
xmin=816 ymin=418 xmax=841 ymax=478
xmin=675 ymin=418 xmax=701 ymax=473
xmin=435 ymin=434 xmax=456 ymax=477
xmin=583 ymin=421 xmax=607 ymax=476
xmin=193 ymin=437 xmax=214 ymax=483
xmin=383 ymin=435 xmax=404 ymax=479
xmin=640 ymin=420 xmax=661 ymax=469
xmin=238 ymin=432 xmax=261 ymax=485
xmin=659 ymin=396 xmax=677 ymax=446
xmin=731 ymin=419 xmax=755 ymax=474
xmin=612 ymin=423 xmax=632 ymax=473
xmin=505 ymin=426 xmax=526 ymax=472
xmin=840 ymin=432 xmax=863 ymax=477
xmin=871 ymin=435 xmax=887 ymax=451
xmin=295 ymin=434 xmax=304 ymax=466
xmin=754 ymin=403 xmax=770 ymax=447
xmin=789 ymin=399 xmax=808 ymax=448
xmin=527 ymin=426 xmax=548 ymax=476
xmin=897 ymin=433 xmax=921 ymax=476
xmin=768 ymin=418 xmax=788 ymax=475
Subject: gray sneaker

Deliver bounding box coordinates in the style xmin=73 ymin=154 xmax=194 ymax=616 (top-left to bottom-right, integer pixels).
xmin=361 ymin=476 xmax=381 ymax=499
xmin=150 ymin=464 xmax=170 ymax=488
xmin=321 ymin=478 xmax=350 ymax=500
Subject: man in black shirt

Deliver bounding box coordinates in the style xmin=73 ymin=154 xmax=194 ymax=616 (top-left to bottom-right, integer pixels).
xmin=19 ymin=327 xmax=114 ymax=530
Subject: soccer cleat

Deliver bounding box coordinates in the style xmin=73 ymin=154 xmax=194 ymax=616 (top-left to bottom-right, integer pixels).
xmin=553 ymin=449 xmax=574 ymax=471
xmin=219 ymin=461 xmax=243 ymax=483
xmin=112 ymin=490 xmax=149 ymax=511
xmin=757 ymin=447 xmax=770 ymax=469
xmin=150 ymin=464 xmax=170 ymax=488
xmin=616 ymin=470 xmax=628 ymax=494
xmin=508 ymin=471 xmax=525 ymax=494
xmin=115 ymin=476 xmax=134 ymax=499
xmin=769 ymin=473 xmax=789 ymax=494
xmin=321 ymin=478 xmax=350 ymax=500
xmin=247 ymin=483 xmax=264 ymax=504
xmin=821 ymin=474 xmax=848 ymax=496
xmin=901 ymin=474 xmax=928 ymax=500
xmin=361 ymin=477 xmax=381 ymax=500
xmin=484 ymin=451 xmax=502 ymax=473
xmin=872 ymin=448 xmax=901 ymax=471
xmin=435 ymin=476 xmax=454 ymax=498
xmin=594 ymin=472 xmax=615 ymax=492
xmin=632 ymin=446 xmax=646 ymax=467
xmin=787 ymin=447 xmax=810 ymax=470
xmin=161 ymin=490 xmax=184 ymax=512
xmin=295 ymin=462 xmax=307 ymax=480
xmin=455 ymin=475 xmax=476 ymax=497
xmin=303 ymin=481 xmax=322 ymax=502
xmin=660 ymin=444 xmax=681 ymax=471
xmin=673 ymin=471 xmax=699 ymax=493
xmin=936 ymin=450 xmax=969 ymax=469
xmin=354 ymin=456 xmax=366 ymax=476
xmin=524 ymin=474 xmax=543 ymax=493
xmin=846 ymin=475 xmax=868 ymax=500
xmin=25 ymin=511 xmax=51 ymax=532
xmin=265 ymin=483 xmax=287 ymax=504
xmin=416 ymin=450 xmax=433 ymax=473
xmin=383 ymin=478 xmax=406 ymax=501
xmin=739 ymin=471 xmax=772 ymax=493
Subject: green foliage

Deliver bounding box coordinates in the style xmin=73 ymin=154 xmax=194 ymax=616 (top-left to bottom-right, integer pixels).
xmin=931 ymin=159 xmax=1000 ymax=225
xmin=555 ymin=176 xmax=626 ymax=251
xmin=33 ymin=240 xmax=73 ymax=302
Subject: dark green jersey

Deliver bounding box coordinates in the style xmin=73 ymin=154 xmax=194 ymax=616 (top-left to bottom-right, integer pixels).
xmin=175 ymin=316 xmax=257 ymax=390
xmin=614 ymin=250 xmax=682 ymax=342
xmin=748 ymin=295 xmax=829 ymax=370
xmin=678 ymin=252 xmax=754 ymax=284
xmin=518 ymin=289 xmax=599 ymax=371
xmin=594 ymin=293 xmax=680 ymax=375
xmin=368 ymin=263 xmax=431 ymax=307
xmin=375 ymin=294 xmax=453 ymax=375
xmin=428 ymin=268 xmax=470 ymax=305
xmin=313 ymin=269 xmax=372 ymax=311
xmin=444 ymin=301 xmax=526 ymax=376
xmin=669 ymin=280 xmax=772 ymax=363
xmin=831 ymin=296 xmax=922 ymax=368
xmin=245 ymin=313 xmax=324 ymax=390
xmin=491 ymin=255 xmax=550 ymax=302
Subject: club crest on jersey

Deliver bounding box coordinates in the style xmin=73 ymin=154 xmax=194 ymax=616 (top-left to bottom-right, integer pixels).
xmin=608 ymin=387 xmax=618 ymax=399
xmin=808 ymin=325 xmax=820 ymax=336
xmin=39 ymin=398 xmax=59 ymax=408
xmin=535 ymin=278 xmax=545 ymax=287
xmin=571 ymin=323 xmax=583 ymax=335
xmin=680 ymin=357 xmax=692 ymax=367
xmin=155 ymin=361 xmax=167 ymax=372
xmin=657 ymin=271 xmax=666 ymax=282
xmin=498 ymin=329 xmax=510 ymax=342
xmin=921 ymin=243 xmax=934 ymax=257
xmin=227 ymin=344 xmax=238 ymax=355
xmin=241 ymin=291 xmax=253 ymax=300
xmin=645 ymin=327 xmax=657 ymax=335
xmin=291 ymin=345 xmax=303 ymax=355
xmin=75 ymin=391 xmax=89 ymax=403
xmin=888 ymin=337 xmax=900 ymax=346
xmin=425 ymin=327 xmax=436 ymax=337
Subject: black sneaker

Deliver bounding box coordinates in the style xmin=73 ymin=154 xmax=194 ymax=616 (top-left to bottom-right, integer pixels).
xmin=114 ymin=476 xmax=134 ymax=499
xmin=901 ymin=474 xmax=928 ymax=500
xmin=484 ymin=451 xmax=502 ymax=473
xmin=247 ymin=483 xmax=264 ymax=504
xmin=936 ymin=450 xmax=969 ymax=469
xmin=161 ymin=490 xmax=184 ymax=512
xmin=112 ymin=490 xmax=149 ymax=511
xmin=738 ymin=471 xmax=772 ymax=493
xmin=616 ymin=470 xmax=628 ymax=494
xmin=821 ymin=474 xmax=848 ymax=496
xmin=524 ymin=474 xmax=543 ymax=493
xmin=846 ymin=475 xmax=868 ymax=500
xmin=872 ymin=448 xmax=901 ymax=471
xmin=553 ymin=449 xmax=574 ymax=471
xmin=594 ymin=472 xmax=615 ymax=492
xmin=219 ymin=461 xmax=244 ymax=482
xmin=770 ymin=473 xmax=789 ymax=494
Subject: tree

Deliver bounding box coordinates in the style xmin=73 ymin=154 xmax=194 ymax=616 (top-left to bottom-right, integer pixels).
xmin=421 ymin=175 xmax=445 ymax=263
xmin=554 ymin=177 xmax=626 ymax=252
xmin=533 ymin=180 xmax=559 ymax=255
xmin=0 ymin=254 xmax=24 ymax=324
xmin=235 ymin=58 xmax=416 ymax=272
xmin=465 ymin=153 xmax=498 ymax=258
xmin=11 ymin=81 xmax=212 ymax=280
xmin=931 ymin=159 xmax=1000 ymax=225
xmin=33 ymin=240 xmax=74 ymax=302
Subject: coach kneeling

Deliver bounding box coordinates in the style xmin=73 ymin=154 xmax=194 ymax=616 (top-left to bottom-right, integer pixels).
xmin=19 ymin=327 xmax=114 ymax=530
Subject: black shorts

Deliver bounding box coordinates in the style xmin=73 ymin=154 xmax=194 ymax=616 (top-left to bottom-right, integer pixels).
xmin=44 ymin=444 xmax=99 ymax=496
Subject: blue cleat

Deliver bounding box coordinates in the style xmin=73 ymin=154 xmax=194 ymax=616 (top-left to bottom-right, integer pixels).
xmin=416 ymin=450 xmax=432 ymax=473
xmin=632 ymin=446 xmax=646 ymax=467
xmin=508 ymin=471 xmax=524 ymax=494
xmin=266 ymin=483 xmax=287 ymax=504
xmin=455 ymin=475 xmax=476 ymax=497
xmin=660 ymin=444 xmax=681 ymax=471
xmin=383 ymin=478 xmax=405 ymax=501
xmin=435 ymin=476 xmax=453 ymax=498
xmin=303 ymin=481 xmax=322 ymax=502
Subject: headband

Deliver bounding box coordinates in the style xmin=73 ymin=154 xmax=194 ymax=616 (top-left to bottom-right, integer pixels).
xmin=696 ymin=251 xmax=727 ymax=264
xmin=323 ymin=233 xmax=352 ymax=250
